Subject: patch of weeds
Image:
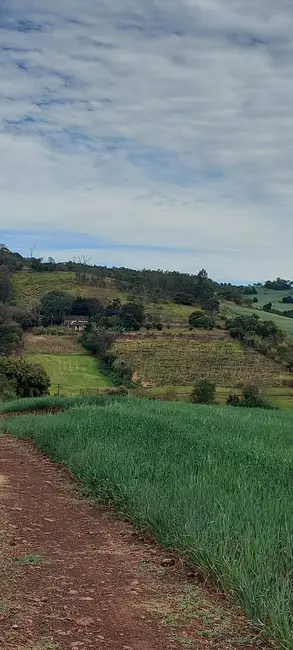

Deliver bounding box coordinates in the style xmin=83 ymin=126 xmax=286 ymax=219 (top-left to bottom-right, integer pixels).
xmin=172 ymin=634 xmax=195 ymax=648
xmin=13 ymin=553 xmax=46 ymax=566
xmin=0 ymin=598 xmax=14 ymax=613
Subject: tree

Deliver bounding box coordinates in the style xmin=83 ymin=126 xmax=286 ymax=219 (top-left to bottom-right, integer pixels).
xmin=0 ymin=357 xmax=50 ymax=397
xmin=174 ymin=292 xmax=195 ymax=306
xmin=201 ymin=297 xmax=220 ymax=313
xmin=227 ymin=385 xmax=273 ymax=409
xmin=188 ymin=311 xmax=214 ymax=330
xmin=0 ymin=371 xmax=17 ymax=402
xmin=263 ymin=302 xmax=272 ymax=312
xmin=40 ymin=290 xmax=74 ymax=325
xmin=243 ymin=286 xmax=257 ymax=295
xmin=0 ymin=265 xmax=12 ymax=303
xmin=72 ymin=296 xmax=104 ymax=317
xmin=121 ymin=312 xmax=141 ymax=331
xmin=80 ymin=325 xmax=114 ymax=356
xmin=191 ymin=379 xmax=216 ymax=405
xmin=0 ymin=304 xmax=23 ymax=355
xmin=281 ymin=296 xmax=293 ymax=304
xmin=120 ymin=301 xmax=145 ymax=324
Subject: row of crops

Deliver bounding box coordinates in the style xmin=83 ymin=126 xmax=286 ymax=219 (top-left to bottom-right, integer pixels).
xmin=113 ymin=336 xmax=287 ymax=386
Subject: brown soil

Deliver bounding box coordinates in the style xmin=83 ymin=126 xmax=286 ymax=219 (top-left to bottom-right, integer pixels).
xmin=0 ymin=436 xmax=267 ymax=650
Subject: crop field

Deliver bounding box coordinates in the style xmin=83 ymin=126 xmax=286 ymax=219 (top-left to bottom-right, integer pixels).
xmin=2 ymin=397 xmax=293 ymax=649
xmin=22 ymin=332 xmax=86 ymax=355
xmin=112 ymin=332 xmax=288 ymax=387
xmin=25 ymin=353 xmax=112 ymax=395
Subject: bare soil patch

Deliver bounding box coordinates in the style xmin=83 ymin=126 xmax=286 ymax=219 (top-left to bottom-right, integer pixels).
xmin=0 ymin=437 xmax=268 ymax=650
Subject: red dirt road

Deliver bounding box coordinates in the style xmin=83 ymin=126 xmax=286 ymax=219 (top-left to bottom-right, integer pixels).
xmin=0 ymin=437 xmax=265 ymax=650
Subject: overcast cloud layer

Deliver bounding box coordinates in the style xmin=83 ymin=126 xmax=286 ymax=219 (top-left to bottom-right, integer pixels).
xmin=1 ymin=0 xmax=293 ymax=281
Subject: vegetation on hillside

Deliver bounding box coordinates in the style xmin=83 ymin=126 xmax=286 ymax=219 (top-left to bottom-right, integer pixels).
xmin=2 ymin=398 xmax=293 ymax=649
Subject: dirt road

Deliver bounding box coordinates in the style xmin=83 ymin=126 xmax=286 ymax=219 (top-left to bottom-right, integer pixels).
xmin=0 ymin=436 xmax=263 ymax=650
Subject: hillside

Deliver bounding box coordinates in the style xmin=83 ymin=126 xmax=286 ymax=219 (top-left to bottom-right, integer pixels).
xmin=112 ymin=330 xmax=289 ymax=388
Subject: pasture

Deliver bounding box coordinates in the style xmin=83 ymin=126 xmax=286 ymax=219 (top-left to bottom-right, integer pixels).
xmin=25 ymin=353 xmax=112 ymax=395
xmin=224 ymin=302 xmax=293 ymax=337
xmin=3 ymin=397 xmax=293 ymax=649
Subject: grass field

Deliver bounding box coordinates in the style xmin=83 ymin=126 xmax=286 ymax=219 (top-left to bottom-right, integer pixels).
xmin=112 ymin=331 xmax=288 ymax=387
xmin=25 ymin=353 xmax=112 ymax=395
xmin=144 ymin=384 xmax=293 ymax=409
xmin=3 ymin=397 xmax=293 ymax=649
xmin=254 ymin=286 xmax=293 ymax=311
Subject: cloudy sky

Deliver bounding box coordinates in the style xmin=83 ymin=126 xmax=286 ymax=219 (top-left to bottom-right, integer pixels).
xmin=1 ymin=0 xmax=293 ymax=282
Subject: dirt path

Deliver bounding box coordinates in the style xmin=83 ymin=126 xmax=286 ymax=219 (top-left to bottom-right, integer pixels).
xmin=0 ymin=437 xmax=265 ymax=650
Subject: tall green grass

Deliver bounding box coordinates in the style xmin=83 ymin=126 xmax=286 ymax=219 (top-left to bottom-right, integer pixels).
xmin=0 ymin=393 xmax=123 ymax=414
xmin=2 ymin=399 xmax=293 ymax=648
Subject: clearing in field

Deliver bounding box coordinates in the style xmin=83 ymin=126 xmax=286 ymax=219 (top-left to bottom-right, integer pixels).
xmin=112 ymin=331 xmax=288 ymax=387
xmin=25 ymin=353 xmax=111 ymax=395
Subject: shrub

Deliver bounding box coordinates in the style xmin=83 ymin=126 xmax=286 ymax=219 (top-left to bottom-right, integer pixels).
xmin=188 ymin=311 xmax=214 ymax=330
xmin=227 ymin=384 xmax=274 ymax=410
xmin=191 ymin=379 xmax=216 ymax=405
xmin=0 ymin=357 xmax=50 ymax=398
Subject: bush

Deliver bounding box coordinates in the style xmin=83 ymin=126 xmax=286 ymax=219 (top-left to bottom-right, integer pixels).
xmin=0 ymin=357 xmax=50 ymax=398
xmin=191 ymin=379 xmax=216 ymax=405
xmin=227 ymin=385 xmax=274 ymax=410
xmin=188 ymin=311 xmax=214 ymax=330
xmin=174 ymin=292 xmax=196 ymax=306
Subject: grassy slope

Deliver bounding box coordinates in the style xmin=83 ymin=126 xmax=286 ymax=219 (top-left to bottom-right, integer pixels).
xmin=255 ymin=286 xmax=293 ymax=311
xmin=12 ymin=272 xmax=194 ymax=325
xmin=25 ymin=353 xmax=112 ymax=395
xmin=3 ymin=398 xmax=293 ymax=649
xmin=224 ymin=303 xmax=293 ymax=337
xmin=112 ymin=332 xmax=288 ymax=387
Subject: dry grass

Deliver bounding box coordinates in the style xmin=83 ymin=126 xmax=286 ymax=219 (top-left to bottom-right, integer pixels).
xmin=22 ymin=333 xmax=86 ymax=355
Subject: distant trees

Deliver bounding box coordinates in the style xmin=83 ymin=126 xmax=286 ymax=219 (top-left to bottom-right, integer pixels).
xmin=174 ymin=292 xmax=195 ymax=306
xmin=0 ymin=357 xmax=50 ymax=397
xmin=264 ymin=278 xmax=292 ymax=291
xmin=281 ymin=296 xmax=293 ymax=304
xmin=243 ymin=286 xmax=257 ymax=295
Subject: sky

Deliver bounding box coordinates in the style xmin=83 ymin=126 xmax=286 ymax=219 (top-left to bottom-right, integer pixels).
xmin=1 ymin=0 xmax=293 ymax=283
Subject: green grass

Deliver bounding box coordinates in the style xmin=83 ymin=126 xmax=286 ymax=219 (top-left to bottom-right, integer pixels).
xmin=112 ymin=331 xmax=288 ymax=387
xmin=144 ymin=385 xmax=293 ymax=409
xmin=0 ymin=393 xmax=123 ymax=414
xmin=3 ymin=399 xmax=293 ymax=648
xmin=25 ymin=354 xmax=112 ymax=395
xmin=254 ymin=287 xmax=293 ymax=312
xmin=11 ymin=271 xmax=123 ymax=307
xmin=224 ymin=302 xmax=293 ymax=338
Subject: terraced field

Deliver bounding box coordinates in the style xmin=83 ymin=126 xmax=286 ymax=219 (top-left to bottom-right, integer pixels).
xmin=112 ymin=331 xmax=288 ymax=387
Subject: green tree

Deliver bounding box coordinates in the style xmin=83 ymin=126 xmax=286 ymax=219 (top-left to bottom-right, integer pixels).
xmin=40 ymin=290 xmax=74 ymax=325
xmin=188 ymin=311 xmax=214 ymax=329
xmin=0 ymin=357 xmax=50 ymax=397
xmin=191 ymin=379 xmax=216 ymax=405
xmin=0 ymin=265 xmax=12 ymax=303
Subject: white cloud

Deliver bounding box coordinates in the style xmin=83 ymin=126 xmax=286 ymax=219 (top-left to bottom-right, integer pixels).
xmin=1 ymin=0 xmax=293 ymax=280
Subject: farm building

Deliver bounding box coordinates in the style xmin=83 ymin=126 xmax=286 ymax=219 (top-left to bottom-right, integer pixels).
xmin=63 ymin=315 xmax=89 ymax=332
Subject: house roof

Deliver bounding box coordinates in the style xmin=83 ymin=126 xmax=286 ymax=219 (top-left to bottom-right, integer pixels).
xmin=64 ymin=315 xmax=89 ymax=322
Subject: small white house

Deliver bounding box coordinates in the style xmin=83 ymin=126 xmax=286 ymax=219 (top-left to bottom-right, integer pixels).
xmin=63 ymin=315 xmax=89 ymax=332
